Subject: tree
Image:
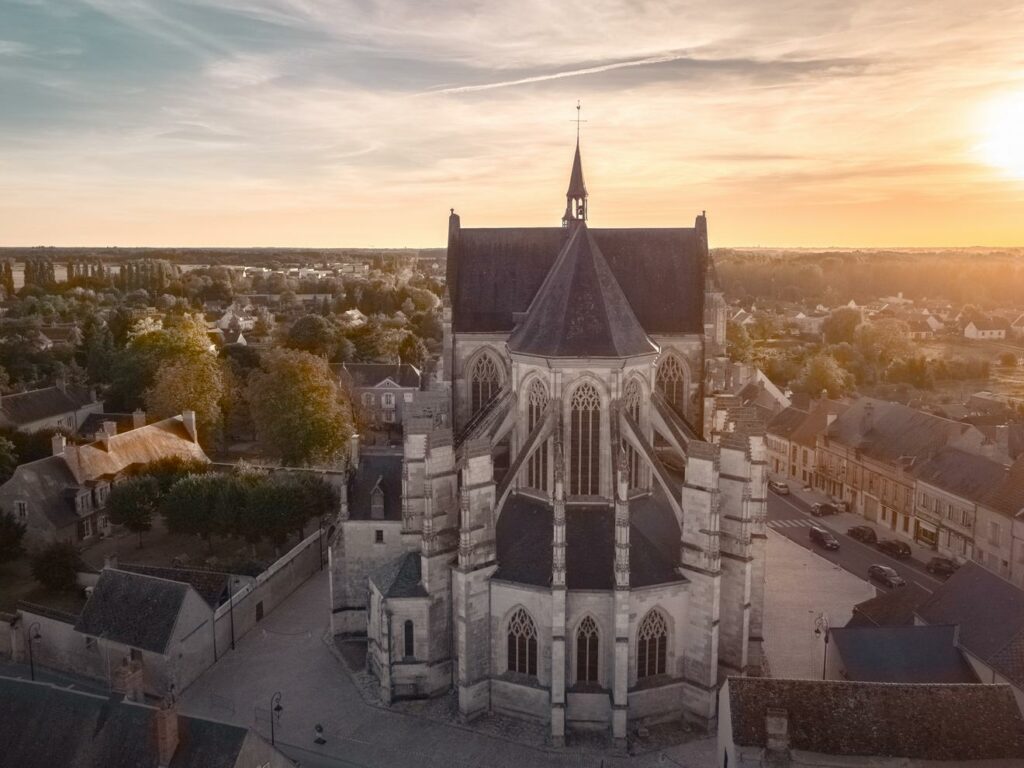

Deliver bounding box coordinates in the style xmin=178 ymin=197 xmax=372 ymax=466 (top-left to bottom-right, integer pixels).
xmin=31 ymin=541 xmax=80 ymax=592
xmin=727 ymin=320 xmax=753 ymax=362
xmin=1000 ymin=352 xmax=1018 ymax=367
xmin=145 ymin=353 xmax=226 ymax=446
xmin=107 ymin=476 xmax=161 ymax=547
xmin=0 ymin=436 xmax=17 ymax=485
xmin=246 ymin=348 xmax=353 ymax=466
xmin=0 ymin=511 xmax=26 ymax=564
xmin=822 ymin=308 xmax=862 ymax=345
xmin=791 ymin=354 xmax=855 ymax=398
xmin=397 ymin=334 xmax=428 ymax=368
xmin=284 ymin=314 xmax=338 ymax=357
xmin=160 ymin=474 xmax=229 ymax=548
xmin=854 ymin=320 xmax=912 ymax=383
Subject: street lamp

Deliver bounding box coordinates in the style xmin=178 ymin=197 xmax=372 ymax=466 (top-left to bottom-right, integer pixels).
xmin=27 ymin=622 xmax=41 ymax=682
xmin=269 ymin=691 xmax=283 ymax=746
xmin=813 ymin=613 xmax=830 ymax=680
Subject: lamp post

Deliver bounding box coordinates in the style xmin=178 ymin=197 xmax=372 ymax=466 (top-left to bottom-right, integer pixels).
xmin=269 ymin=691 xmax=283 ymax=746
xmin=813 ymin=613 xmax=830 ymax=680
xmin=27 ymin=622 xmax=41 ymax=681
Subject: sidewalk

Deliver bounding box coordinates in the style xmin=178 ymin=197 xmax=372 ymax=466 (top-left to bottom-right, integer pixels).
xmin=771 ymin=474 xmax=939 ymax=567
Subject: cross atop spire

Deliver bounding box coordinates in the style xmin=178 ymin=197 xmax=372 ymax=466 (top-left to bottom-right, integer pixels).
xmin=563 ymin=104 xmax=588 ymax=227
xmin=572 ymin=100 xmax=587 ymax=142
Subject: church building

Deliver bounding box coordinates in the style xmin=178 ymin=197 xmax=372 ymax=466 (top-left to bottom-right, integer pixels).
xmin=330 ymin=138 xmax=767 ymax=744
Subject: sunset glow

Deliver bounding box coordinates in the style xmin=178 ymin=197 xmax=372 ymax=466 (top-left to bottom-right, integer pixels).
xmin=2 ymin=1 xmax=1024 ymax=247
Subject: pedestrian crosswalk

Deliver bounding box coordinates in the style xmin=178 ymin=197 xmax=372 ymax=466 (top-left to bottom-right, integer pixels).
xmin=768 ymin=518 xmax=817 ymax=528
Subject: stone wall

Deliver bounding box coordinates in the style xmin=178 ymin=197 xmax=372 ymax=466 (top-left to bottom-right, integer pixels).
xmin=330 ymin=520 xmax=405 ymax=636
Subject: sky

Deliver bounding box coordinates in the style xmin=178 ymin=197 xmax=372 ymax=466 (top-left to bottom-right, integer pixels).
xmin=2 ymin=0 xmax=1024 ymax=248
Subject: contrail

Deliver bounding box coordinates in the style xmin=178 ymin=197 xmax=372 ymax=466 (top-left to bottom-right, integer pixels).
xmin=428 ymin=51 xmax=695 ymax=95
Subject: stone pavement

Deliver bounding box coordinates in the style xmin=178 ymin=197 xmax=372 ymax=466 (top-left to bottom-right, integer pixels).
xmin=179 ymin=569 xmax=717 ymax=768
xmin=762 ymin=529 xmax=875 ymax=680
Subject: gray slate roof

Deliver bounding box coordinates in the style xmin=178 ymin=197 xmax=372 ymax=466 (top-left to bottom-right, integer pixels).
xmin=0 ymin=383 xmax=95 ymax=425
xmin=508 ymin=225 xmax=657 ymax=358
xmin=830 ymin=624 xmax=977 ymax=683
xmin=337 ymin=363 xmax=421 ymax=389
xmin=0 ymin=678 xmax=251 ymax=768
xmin=348 ymin=453 xmax=403 ymax=521
xmin=118 ymin=563 xmax=230 ymax=608
xmin=916 ymin=562 xmax=1024 ymax=687
xmin=848 ymin=586 xmax=924 ymax=628
xmin=912 ymin=446 xmax=1008 ymax=503
xmin=447 ymin=225 xmax=706 ymax=335
xmin=766 ymin=406 xmax=809 ymax=441
xmin=75 ymin=569 xmax=199 ymax=654
xmin=727 ymin=677 xmax=1024 ymax=760
xmin=369 ymin=551 xmax=427 ymax=598
xmin=983 ymin=455 xmax=1024 ymax=517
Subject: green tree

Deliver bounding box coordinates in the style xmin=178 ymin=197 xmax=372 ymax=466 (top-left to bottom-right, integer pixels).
xmin=791 ymin=354 xmax=855 ymax=398
xmin=397 ymin=334 xmax=428 ymax=368
xmin=107 ymin=476 xmax=161 ymax=548
xmin=854 ymin=320 xmax=912 ymax=383
xmin=727 ymin=320 xmax=753 ymax=362
xmin=0 ymin=511 xmax=26 ymax=564
xmin=284 ymin=314 xmax=338 ymax=357
xmin=160 ymin=474 xmax=228 ymax=549
xmin=246 ymin=349 xmax=353 ymax=466
xmin=0 ymin=436 xmax=17 ymax=484
xmin=31 ymin=541 xmax=80 ymax=592
xmin=822 ymin=308 xmax=862 ymax=345
xmin=145 ymin=353 xmax=226 ymax=446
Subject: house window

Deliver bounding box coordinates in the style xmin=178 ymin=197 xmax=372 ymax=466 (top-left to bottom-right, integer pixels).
xmin=527 ymin=380 xmax=549 ymax=492
xmin=902 ymin=515 xmax=909 ymax=533
xmin=361 ymin=392 xmax=374 ymax=407
xmin=382 ymin=392 xmax=395 ymax=409
xmin=990 ymin=521 xmax=1002 ymax=546
xmin=383 ymin=411 xmax=395 ymax=424
xmin=14 ymin=500 xmax=27 ymax=521
xmin=506 ymin=608 xmax=538 ymax=677
xmin=403 ymin=620 xmax=415 ymax=659
xmin=656 ymin=355 xmax=688 ymax=418
xmin=569 ymin=383 xmax=601 ymax=496
xmin=576 ymin=616 xmax=599 ymax=684
xmin=470 ymin=353 xmax=501 ymax=418
xmin=623 ymin=379 xmax=643 ymax=490
xmin=637 ymin=609 xmax=668 ymax=679
xmin=374 ymin=529 xmax=384 ymax=544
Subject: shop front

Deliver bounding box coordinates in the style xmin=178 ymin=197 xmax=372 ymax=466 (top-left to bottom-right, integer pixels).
xmin=914 ymin=518 xmax=938 ymax=549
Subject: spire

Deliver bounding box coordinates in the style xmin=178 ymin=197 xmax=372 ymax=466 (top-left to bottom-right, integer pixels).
xmin=563 ymin=104 xmax=588 ymax=226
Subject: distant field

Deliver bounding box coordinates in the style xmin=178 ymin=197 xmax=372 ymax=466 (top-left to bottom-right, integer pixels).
xmin=916 ymin=337 xmax=1024 ymax=397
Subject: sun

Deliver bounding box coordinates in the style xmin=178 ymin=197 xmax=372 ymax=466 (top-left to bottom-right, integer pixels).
xmin=978 ymin=90 xmax=1024 ymax=179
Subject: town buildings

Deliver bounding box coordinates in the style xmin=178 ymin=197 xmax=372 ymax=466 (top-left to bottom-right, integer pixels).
xmin=0 ymin=381 xmax=103 ymax=434
xmin=330 ymin=140 xmax=767 ymax=742
xmin=338 ymin=362 xmax=423 ymax=432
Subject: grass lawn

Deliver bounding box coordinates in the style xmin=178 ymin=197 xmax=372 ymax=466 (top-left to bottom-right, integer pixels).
xmin=0 ymin=557 xmax=87 ymax=615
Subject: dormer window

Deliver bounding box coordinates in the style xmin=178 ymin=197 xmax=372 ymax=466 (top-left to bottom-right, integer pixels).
xmin=370 ymin=477 xmax=385 ymax=520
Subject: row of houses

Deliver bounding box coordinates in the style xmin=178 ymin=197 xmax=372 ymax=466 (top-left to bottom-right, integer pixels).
xmin=768 ymin=397 xmax=1024 ymax=587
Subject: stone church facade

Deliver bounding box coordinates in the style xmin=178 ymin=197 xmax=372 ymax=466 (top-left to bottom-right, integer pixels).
xmin=330 ymin=140 xmax=766 ymax=744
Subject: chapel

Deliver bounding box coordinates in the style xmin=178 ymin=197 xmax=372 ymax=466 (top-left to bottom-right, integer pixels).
xmin=330 ymin=138 xmax=767 ymax=743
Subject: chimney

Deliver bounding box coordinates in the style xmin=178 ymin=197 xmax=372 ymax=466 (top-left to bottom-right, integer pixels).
xmin=182 ymin=410 xmax=197 ymax=443
xmin=132 ymin=409 xmax=146 ymax=430
xmin=349 ymin=433 xmax=360 ymax=469
xmin=99 ymin=420 xmax=117 ymax=451
xmin=154 ymin=698 xmax=180 ymax=767
xmin=51 ymin=433 xmax=67 ymax=456
xmin=765 ymin=707 xmax=790 ymax=753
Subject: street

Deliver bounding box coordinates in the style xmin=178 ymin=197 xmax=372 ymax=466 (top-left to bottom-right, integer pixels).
xmin=766 ymin=490 xmax=942 ymax=601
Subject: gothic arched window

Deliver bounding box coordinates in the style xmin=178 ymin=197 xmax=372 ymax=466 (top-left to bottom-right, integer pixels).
xmin=570 ymin=382 xmax=601 ymax=496
xmin=470 ymin=353 xmax=501 ymax=417
xmin=656 ymin=355 xmax=689 ymax=418
xmin=637 ymin=609 xmax=668 ymax=679
xmin=623 ymin=379 xmax=643 ymax=490
xmin=527 ymin=380 xmax=549 ymax=491
xmin=507 ymin=608 xmax=538 ymax=677
xmin=576 ymin=616 xmax=599 ymax=684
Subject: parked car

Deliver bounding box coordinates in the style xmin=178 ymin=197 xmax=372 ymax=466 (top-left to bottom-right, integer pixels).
xmin=847 ymin=525 xmax=878 ymax=544
xmin=809 ymin=526 xmax=840 ymax=551
xmin=868 ymin=564 xmax=906 ymax=589
xmin=926 ymin=557 xmax=960 ymax=576
xmin=876 ymin=539 xmax=912 ymax=559
xmin=768 ymin=479 xmax=790 ymax=495
xmin=810 ymin=502 xmax=838 ymax=517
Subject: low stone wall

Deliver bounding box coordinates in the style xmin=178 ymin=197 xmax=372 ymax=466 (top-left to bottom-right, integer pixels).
xmin=0 ymin=611 xmax=15 ymax=659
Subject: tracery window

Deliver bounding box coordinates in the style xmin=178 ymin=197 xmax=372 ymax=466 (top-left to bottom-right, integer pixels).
xmin=637 ymin=609 xmax=668 ymax=679
xmin=576 ymin=616 xmax=599 ymax=684
xmin=656 ymin=355 xmax=688 ymax=418
xmin=527 ymin=380 xmax=549 ymax=491
xmin=507 ymin=608 xmax=538 ymax=677
xmin=623 ymin=379 xmax=643 ymax=490
xmin=570 ymin=382 xmax=601 ymax=496
xmin=470 ymin=353 xmax=501 ymax=417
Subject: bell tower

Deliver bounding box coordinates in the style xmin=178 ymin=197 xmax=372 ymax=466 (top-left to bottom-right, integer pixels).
xmin=562 ymin=103 xmax=588 ymax=227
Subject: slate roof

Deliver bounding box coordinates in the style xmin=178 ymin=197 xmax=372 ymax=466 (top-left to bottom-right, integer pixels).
xmin=766 ymin=406 xmax=809 ymax=441
xmin=348 ymin=453 xmax=403 ymax=521
xmin=507 ymin=225 xmax=657 ymax=358
xmin=830 ymin=625 xmax=977 ymax=683
xmin=77 ymin=412 xmax=137 ymax=439
xmin=912 ymin=446 xmax=1008 ymax=503
xmin=0 ymin=678 xmax=254 ymax=768
xmin=825 ymin=397 xmax=975 ymax=466
xmin=74 ymin=569 xmax=201 ymax=654
xmin=727 ymin=677 xmax=1024 ymax=761
xmin=983 ymin=455 xmax=1024 ymax=517
xmin=369 ymin=551 xmax=427 ymax=598
xmin=495 ymin=491 xmax=684 ymax=590
xmin=118 ymin=564 xmax=230 ymax=609
xmin=0 ymin=383 xmax=96 ymax=426
xmin=336 ymin=362 xmax=421 ymax=389
xmin=447 ymin=226 xmax=705 ymax=335
xmin=566 ymin=140 xmax=587 ymax=198
xmin=790 ymin=399 xmax=847 ymax=449
xmin=848 ymin=587 xmax=924 ymax=628
xmin=916 ymin=562 xmax=1024 ymax=687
